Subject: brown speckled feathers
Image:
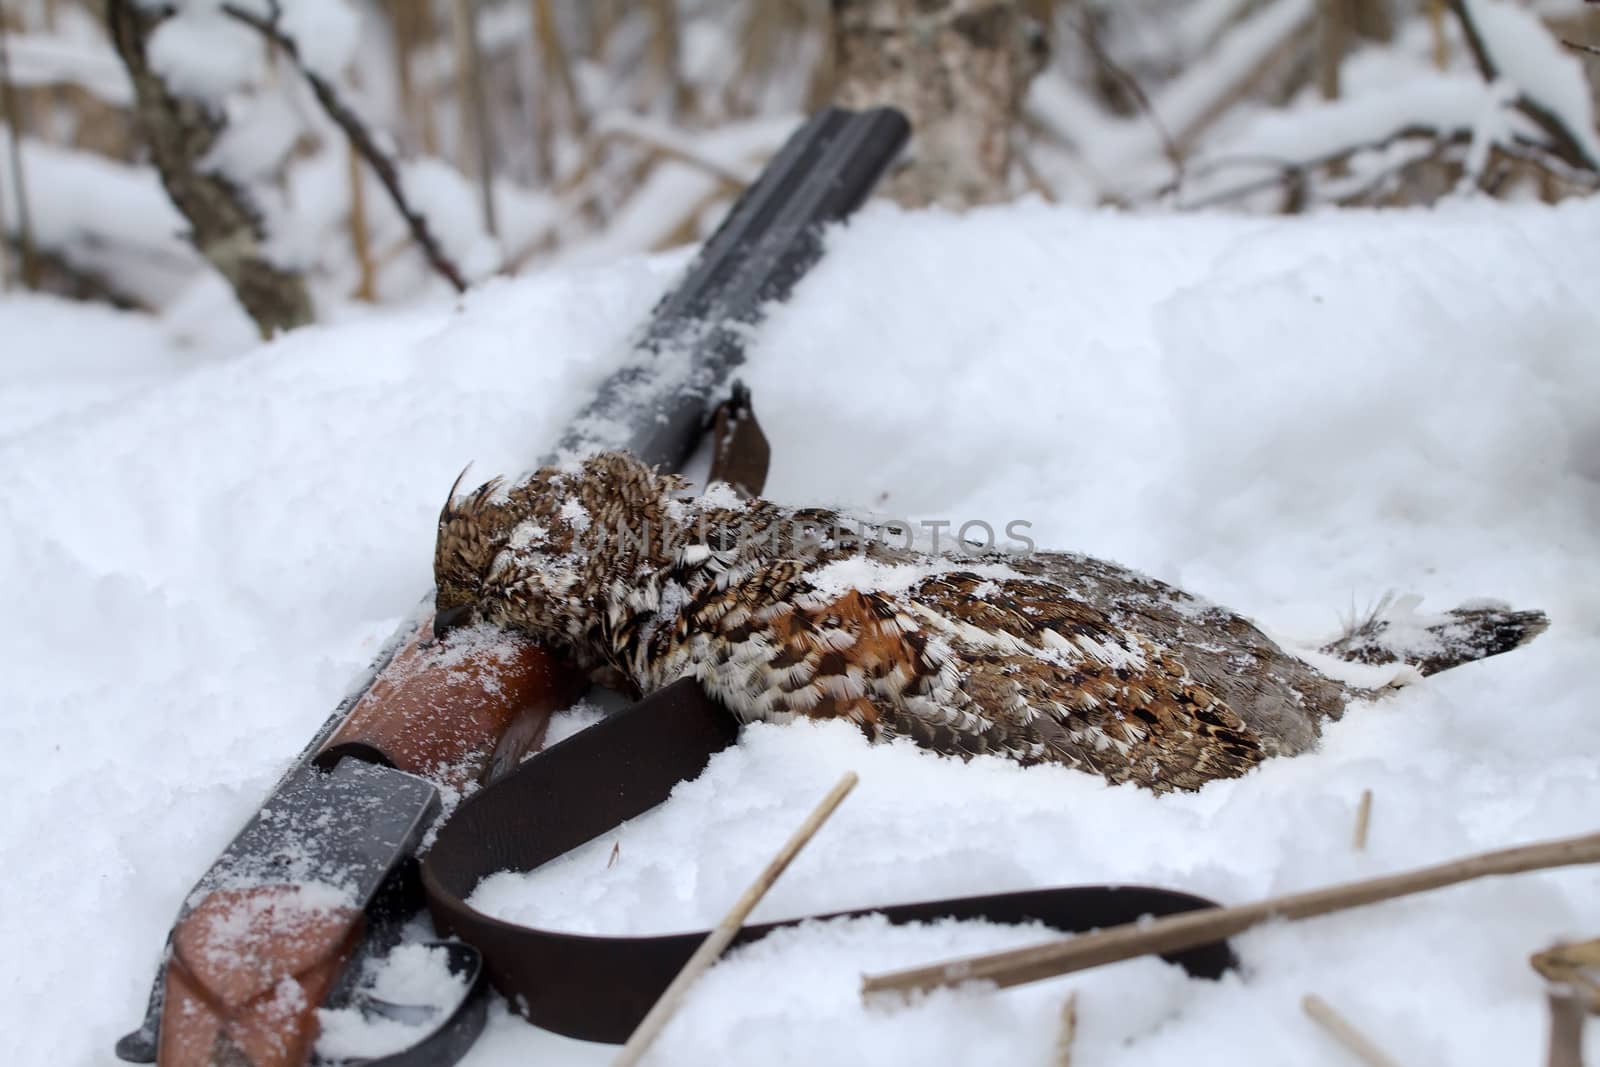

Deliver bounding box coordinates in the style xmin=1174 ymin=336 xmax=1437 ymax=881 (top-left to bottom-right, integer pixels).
xmin=434 ymin=452 xmax=1547 ymax=792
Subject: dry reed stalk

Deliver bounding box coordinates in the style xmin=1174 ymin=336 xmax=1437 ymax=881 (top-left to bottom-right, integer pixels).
xmin=645 ymin=0 xmax=688 ymax=114
xmin=346 ymin=141 xmax=375 ymax=301
xmin=863 ymin=829 xmax=1600 ymax=999
xmin=449 ymin=0 xmax=498 ymax=236
xmin=1353 ymin=789 xmax=1373 ymax=850
xmin=532 ymin=0 xmax=587 ymax=140
xmin=389 ymin=0 xmax=437 ymax=157
xmin=1429 ymin=0 xmax=1450 ymax=70
xmin=1544 ymin=986 xmax=1586 ymax=1067
xmin=1319 ymin=0 xmax=1349 ymax=101
xmin=613 ymin=772 xmax=859 ymax=1067
xmin=1053 ymin=990 xmax=1078 ymax=1067
xmin=0 ymin=0 xmax=38 ymax=289
xmin=1302 ymin=993 xmax=1403 ymax=1067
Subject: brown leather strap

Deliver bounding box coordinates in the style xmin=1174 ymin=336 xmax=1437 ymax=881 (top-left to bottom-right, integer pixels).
xmin=421 ymin=680 xmax=1237 ymax=1045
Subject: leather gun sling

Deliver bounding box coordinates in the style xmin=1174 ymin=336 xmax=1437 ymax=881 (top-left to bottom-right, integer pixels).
xmin=420 ymin=680 xmax=1238 ymax=1046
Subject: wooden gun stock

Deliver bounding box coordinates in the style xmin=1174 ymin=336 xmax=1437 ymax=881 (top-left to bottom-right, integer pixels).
xmin=159 ymin=888 xmax=365 ymax=1067
xmin=318 ymin=624 xmax=588 ymax=790
xmin=152 ymin=620 xmax=584 ymax=1067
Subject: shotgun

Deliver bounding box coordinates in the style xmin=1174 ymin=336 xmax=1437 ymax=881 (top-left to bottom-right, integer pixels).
xmin=115 ymin=105 xmax=911 ymax=1067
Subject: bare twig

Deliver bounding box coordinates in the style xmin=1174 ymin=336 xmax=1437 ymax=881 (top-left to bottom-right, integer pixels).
xmin=1 ymin=0 xmax=40 ymax=288
xmin=1165 ymin=115 xmax=1597 ymax=213
xmin=650 ymin=183 xmax=733 ymax=252
xmin=3 ymin=236 xmax=147 ymax=308
xmin=1071 ymin=12 xmax=1183 ymax=182
xmin=449 ymin=0 xmax=497 ymax=238
xmin=531 ymin=0 xmax=587 ymax=141
xmin=1353 ymin=789 xmax=1373 ymax=850
xmin=1302 ymin=994 xmax=1404 ymax=1067
xmin=221 ymin=1 xmax=468 ymax=293
xmin=861 ymin=828 xmax=1600 ymax=999
xmin=1450 ymin=0 xmax=1599 ymax=171
xmin=1166 ymin=124 xmax=1453 ymax=209
xmin=594 ymin=116 xmax=755 ymax=188
xmin=613 ymin=772 xmax=858 ymax=1067
xmin=1545 ymin=986 xmax=1586 ymax=1067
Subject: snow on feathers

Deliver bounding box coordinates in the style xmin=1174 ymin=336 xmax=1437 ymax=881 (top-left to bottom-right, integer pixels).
xmin=434 ymin=452 xmax=1548 ymax=792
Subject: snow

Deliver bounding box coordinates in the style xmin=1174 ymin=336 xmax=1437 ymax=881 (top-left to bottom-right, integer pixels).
xmin=4 ymin=198 xmax=1600 ymax=1065
xmin=316 ymin=942 xmax=471 ymax=1061
xmin=146 ymin=7 xmax=264 ymax=100
xmin=0 ymin=294 xmax=193 ymax=439
xmin=798 ymin=557 xmax=1024 ymax=601
xmin=5 ymin=28 xmax=134 ymax=106
xmin=143 ymin=0 xmax=361 ymax=96
xmin=273 ymin=0 xmax=361 ymax=83
xmin=0 ymin=131 xmax=203 ymax=310
xmin=393 ymin=158 xmax=508 ymax=283
xmin=1200 ymin=73 xmax=1496 ymax=169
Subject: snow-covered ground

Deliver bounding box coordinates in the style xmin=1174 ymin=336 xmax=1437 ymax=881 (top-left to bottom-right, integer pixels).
xmin=3 ymin=197 xmax=1598 ymax=1065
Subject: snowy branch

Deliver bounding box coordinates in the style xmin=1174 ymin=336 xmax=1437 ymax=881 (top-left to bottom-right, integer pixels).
xmin=1069 ymin=11 xmax=1182 ymax=177
xmin=105 ymin=0 xmax=313 ymax=337
xmin=593 ymin=113 xmax=756 ymax=188
xmin=1171 ymin=121 xmax=1599 ymax=212
xmin=1450 ymin=0 xmax=1600 ymax=171
xmin=1168 ymin=124 xmax=1457 ymax=210
xmin=219 ymin=1 xmax=469 ymax=294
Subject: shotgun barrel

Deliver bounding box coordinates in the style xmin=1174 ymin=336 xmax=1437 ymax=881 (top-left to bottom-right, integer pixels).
xmin=115 ymin=106 xmax=909 ymax=1067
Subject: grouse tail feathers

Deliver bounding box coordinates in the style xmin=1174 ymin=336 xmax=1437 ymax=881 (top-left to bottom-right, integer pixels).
xmin=1320 ymin=593 xmax=1548 ymax=677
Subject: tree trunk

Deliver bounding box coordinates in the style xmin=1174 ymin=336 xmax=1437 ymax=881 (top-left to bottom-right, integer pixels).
xmin=105 ymin=0 xmax=312 ymax=338
xmin=830 ymin=0 xmax=1046 ymax=209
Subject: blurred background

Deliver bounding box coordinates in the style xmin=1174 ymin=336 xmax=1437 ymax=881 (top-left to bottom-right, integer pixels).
xmin=4 ymin=0 xmax=1600 ymax=339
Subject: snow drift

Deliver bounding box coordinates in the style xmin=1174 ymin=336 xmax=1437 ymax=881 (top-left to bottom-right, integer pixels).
xmin=2 ymin=196 xmax=1598 ymax=1065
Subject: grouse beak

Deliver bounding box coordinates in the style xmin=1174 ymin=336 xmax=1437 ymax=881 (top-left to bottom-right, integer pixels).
xmin=432 ymin=604 xmax=473 ymax=640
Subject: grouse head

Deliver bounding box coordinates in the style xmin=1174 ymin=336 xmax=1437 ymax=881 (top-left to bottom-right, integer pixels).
xmin=431 ymin=452 xmax=686 ymax=652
